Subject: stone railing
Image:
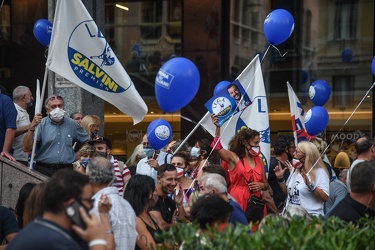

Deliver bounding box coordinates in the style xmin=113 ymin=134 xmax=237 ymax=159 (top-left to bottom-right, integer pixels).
xmin=0 ymin=157 xmax=48 ymax=209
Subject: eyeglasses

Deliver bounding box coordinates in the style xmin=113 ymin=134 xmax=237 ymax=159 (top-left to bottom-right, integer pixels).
xmin=142 ymin=142 xmax=151 ymax=146
xmin=93 ymin=135 xmax=104 ymax=141
xmin=48 ymin=95 xmax=63 ymax=101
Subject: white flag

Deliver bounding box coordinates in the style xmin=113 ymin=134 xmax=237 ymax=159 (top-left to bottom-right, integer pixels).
xmin=287 ymin=82 xmax=314 ymax=145
xmin=201 ymin=55 xmax=271 ymax=171
xmin=46 ymin=0 xmax=147 ymax=124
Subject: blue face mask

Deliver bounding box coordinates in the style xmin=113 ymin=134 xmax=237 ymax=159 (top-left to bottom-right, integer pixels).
xmin=144 ymin=148 xmax=155 ymax=158
xmin=81 ymin=158 xmax=89 ymax=168
xmin=26 ymin=98 xmax=34 ymax=108
xmin=191 ymin=147 xmax=201 ymax=158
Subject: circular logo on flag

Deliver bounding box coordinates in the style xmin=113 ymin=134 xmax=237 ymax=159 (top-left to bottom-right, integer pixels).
xmin=67 ymin=20 xmax=128 ymax=93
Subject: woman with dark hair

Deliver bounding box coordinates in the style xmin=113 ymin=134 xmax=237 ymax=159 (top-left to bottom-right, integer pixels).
xmin=22 ymin=182 xmax=47 ymax=227
xmin=211 ymin=115 xmax=268 ymax=214
xmin=171 ymin=152 xmax=195 ymax=206
xmin=124 ymin=175 xmax=161 ymax=250
xmin=15 ymin=182 xmax=36 ymax=228
xmin=188 ymin=138 xmax=218 ymax=180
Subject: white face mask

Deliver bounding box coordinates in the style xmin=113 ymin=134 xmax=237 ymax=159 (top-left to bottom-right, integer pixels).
xmin=291 ymin=158 xmax=303 ymax=169
xmin=248 ymin=146 xmax=261 ymax=156
xmin=176 ymin=167 xmax=185 ymax=178
xmin=49 ymin=108 xmax=65 ymax=122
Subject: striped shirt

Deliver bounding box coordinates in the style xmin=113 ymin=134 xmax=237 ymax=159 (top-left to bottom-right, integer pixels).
xmin=111 ymin=158 xmax=131 ymax=197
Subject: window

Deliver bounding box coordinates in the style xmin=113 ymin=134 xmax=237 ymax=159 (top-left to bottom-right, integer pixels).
xmin=334 ymin=0 xmax=357 ymax=40
xmin=333 ymin=75 xmax=353 ymax=109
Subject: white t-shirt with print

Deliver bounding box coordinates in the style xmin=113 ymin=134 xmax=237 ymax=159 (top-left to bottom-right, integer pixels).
xmin=286 ymin=167 xmax=330 ymax=216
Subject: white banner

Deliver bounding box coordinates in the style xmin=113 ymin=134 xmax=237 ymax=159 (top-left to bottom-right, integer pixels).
xmin=201 ymin=55 xmax=271 ymax=171
xmin=46 ymin=0 xmax=147 ymax=124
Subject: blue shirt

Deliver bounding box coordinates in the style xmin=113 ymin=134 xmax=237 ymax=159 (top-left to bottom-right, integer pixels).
xmin=35 ymin=116 xmax=89 ymax=164
xmin=0 ymin=94 xmax=17 ymax=152
xmin=229 ymin=199 xmax=248 ymax=227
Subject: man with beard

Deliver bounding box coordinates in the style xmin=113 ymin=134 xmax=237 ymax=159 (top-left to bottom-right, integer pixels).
xmin=89 ymin=136 xmax=130 ymax=197
xmin=149 ymin=164 xmax=186 ymax=230
xmin=226 ymin=83 xmax=251 ymax=112
xmin=268 ymin=135 xmax=296 ymax=211
xmin=22 ymin=95 xmax=89 ymax=177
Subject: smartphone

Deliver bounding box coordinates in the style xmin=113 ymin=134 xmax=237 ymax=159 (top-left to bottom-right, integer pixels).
xmin=65 ymin=200 xmax=87 ymax=229
xmin=148 ymin=152 xmax=158 ymax=160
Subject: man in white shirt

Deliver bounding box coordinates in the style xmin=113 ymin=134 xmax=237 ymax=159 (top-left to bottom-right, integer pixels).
xmin=346 ymin=137 xmax=375 ymax=192
xmin=136 ymin=134 xmax=172 ymax=184
xmin=88 ymin=157 xmax=137 ymax=249
xmin=12 ymin=86 xmax=39 ymax=165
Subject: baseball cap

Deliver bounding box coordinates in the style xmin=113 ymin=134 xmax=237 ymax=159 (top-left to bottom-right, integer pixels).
xmin=88 ymin=135 xmax=112 ymax=149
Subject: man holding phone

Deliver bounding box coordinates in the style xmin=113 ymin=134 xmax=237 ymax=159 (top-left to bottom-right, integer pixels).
xmin=6 ymin=169 xmax=109 ymax=250
xmin=136 ymin=134 xmax=172 ymax=184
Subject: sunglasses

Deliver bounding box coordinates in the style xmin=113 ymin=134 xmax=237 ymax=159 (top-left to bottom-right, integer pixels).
xmin=93 ymin=135 xmax=104 ymax=141
xmin=48 ymin=95 xmax=63 ymax=101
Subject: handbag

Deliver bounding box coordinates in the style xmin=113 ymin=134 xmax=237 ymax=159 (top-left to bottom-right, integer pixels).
xmin=245 ymin=194 xmax=266 ymax=223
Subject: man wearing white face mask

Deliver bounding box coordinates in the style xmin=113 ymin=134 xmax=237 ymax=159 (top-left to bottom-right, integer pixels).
xmin=136 ymin=134 xmax=172 ymax=184
xmin=22 ymin=95 xmax=90 ymax=177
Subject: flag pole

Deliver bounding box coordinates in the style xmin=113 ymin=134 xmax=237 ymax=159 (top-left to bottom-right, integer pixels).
xmin=29 ymin=67 xmax=48 ymax=169
xmin=173 ymin=112 xmax=210 ymax=154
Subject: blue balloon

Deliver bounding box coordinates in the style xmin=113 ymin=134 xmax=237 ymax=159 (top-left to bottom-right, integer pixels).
xmin=341 ymin=48 xmax=353 ymax=63
xmin=305 ymin=106 xmax=329 ymax=136
xmin=264 ymin=9 xmax=294 ymax=45
xmin=309 ymin=80 xmax=331 ymax=106
xmin=155 ymin=57 xmax=200 ymax=113
xmin=33 ymin=19 xmax=53 ymax=46
xmin=371 ymin=57 xmax=375 ymax=77
xmin=146 ymin=119 xmax=172 ymax=150
xmin=214 ymin=81 xmax=231 ymax=95
xmin=301 ymin=70 xmax=308 ymax=84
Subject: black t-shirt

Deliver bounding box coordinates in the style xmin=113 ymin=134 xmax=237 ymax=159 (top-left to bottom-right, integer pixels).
xmin=0 ymin=206 xmax=19 ymax=243
xmin=150 ymin=196 xmax=176 ymax=224
xmin=268 ymin=157 xmax=290 ymax=209
xmin=328 ymin=194 xmax=375 ymax=223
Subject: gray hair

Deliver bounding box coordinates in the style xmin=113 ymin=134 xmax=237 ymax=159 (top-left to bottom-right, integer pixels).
xmin=86 ymin=157 xmax=115 ymax=185
xmin=13 ymin=86 xmax=30 ymax=101
xmin=200 ymin=173 xmax=227 ymax=194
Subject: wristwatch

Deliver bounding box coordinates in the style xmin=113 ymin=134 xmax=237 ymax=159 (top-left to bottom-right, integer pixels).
xmin=308 ymin=183 xmax=316 ymax=190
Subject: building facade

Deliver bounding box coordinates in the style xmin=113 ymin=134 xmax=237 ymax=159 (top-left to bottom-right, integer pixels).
xmin=0 ymin=0 xmax=373 ymax=163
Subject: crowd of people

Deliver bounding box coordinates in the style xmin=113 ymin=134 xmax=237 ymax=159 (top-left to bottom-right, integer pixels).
xmin=0 ymin=89 xmax=375 ymax=249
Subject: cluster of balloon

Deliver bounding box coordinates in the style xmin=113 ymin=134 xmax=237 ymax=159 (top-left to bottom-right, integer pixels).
xmin=304 ymin=106 xmax=329 ymax=136
xmin=309 ymin=80 xmax=331 ymax=106
xmin=264 ymin=9 xmax=295 ymax=46
xmin=155 ymin=57 xmax=200 ymax=113
xmin=213 ymin=80 xmax=231 ymax=95
xmin=146 ymin=119 xmax=172 ymax=150
xmin=33 ymin=19 xmax=53 ymax=46
xmin=305 ymin=80 xmax=331 ymax=136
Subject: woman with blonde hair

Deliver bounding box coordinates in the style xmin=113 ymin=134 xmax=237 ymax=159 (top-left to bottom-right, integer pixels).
xmin=80 ymin=114 xmax=100 ymax=140
xmin=274 ymin=140 xmax=330 ymax=217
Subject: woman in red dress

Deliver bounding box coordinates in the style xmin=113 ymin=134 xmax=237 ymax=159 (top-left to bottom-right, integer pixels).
xmin=211 ymin=115 xmax=268 ymax=213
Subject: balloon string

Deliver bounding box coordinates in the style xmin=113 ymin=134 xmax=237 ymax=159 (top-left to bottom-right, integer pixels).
xmin=307 ymin=82 xmax=375 ymax=175
xmin=260 ymin=45 xmax=271 ymax=64
xmin=271 ymin=44 xmax=288 ymax=57
xmin=0 ymin=0 xmax=4 ymax=13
